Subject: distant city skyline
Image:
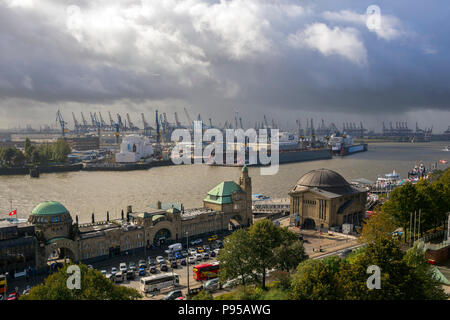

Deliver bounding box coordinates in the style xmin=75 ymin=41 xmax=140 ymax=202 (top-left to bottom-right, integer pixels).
xmin=0 ymin=0 xmax=449 ymax=132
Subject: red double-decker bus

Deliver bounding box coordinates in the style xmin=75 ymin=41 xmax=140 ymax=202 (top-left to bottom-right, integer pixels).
xmin=193 ymin=262 xmax=219 ymax=281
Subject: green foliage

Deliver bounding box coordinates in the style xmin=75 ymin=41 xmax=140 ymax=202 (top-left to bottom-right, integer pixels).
xmin=290 ymin=259 xmax=343 ymax=300
xmin=53 ymin=138 xmax=72 ymax=163
xmin=190 ymin=290 xmax=213 ymax=300
xmin=0 ymin=146 xmax=26 ymax=167
xmin=381 ymin=169 xmax=450 ymax=241
xmin=219 ymin=219 xmax=307 ymax=289
xmin=21 ymin=264 xmax=141 ymax=300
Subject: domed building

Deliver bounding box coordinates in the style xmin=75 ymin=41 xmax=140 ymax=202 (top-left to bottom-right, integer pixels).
xmin=28 ymin=201 xmax=73 ymax=241
xmin=289 ymin=169 xmax=367 ymax=231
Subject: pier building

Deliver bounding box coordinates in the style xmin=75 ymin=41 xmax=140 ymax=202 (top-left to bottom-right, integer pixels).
xmin=289 ymin=169 xmax=367 ymax=231
xmin=0 ymin=167 xmax=252 ymax=274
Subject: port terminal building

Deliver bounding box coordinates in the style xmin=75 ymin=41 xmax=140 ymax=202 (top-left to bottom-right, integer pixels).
xmin=0 ymin=167 xmax=252 ymax=274
xmin=289 ymin=169 xmax=367 ymax=232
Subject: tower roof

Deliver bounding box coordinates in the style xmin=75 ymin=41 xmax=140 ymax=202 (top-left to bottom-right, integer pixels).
xmin=31 ymin=201 xmax=69 ymax=216
xmin=204 ymin=181 xmax=242 ymax=204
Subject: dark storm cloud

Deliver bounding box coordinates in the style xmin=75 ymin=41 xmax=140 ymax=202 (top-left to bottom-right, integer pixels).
xmin=0 ymin=0 xmax=449 ymax=128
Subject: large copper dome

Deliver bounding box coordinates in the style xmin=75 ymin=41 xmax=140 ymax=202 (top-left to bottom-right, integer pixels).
xmin=296 ymin=169 xmax=350 ymax=188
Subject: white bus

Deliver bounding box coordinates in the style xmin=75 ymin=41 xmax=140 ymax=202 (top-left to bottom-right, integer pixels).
xmin=140 ymin=273 xmax=180 ymax=293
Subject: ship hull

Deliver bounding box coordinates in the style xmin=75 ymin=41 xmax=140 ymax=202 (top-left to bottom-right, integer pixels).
xmin=333 ymin=144 xmax=368 ymax=156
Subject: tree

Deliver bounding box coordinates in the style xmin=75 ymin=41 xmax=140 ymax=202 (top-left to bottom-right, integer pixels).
xmin=273 ymin=240 xmax=308 ymax=272
xmin=218 ymin=229 xmax=255 ymax=286
xmin=24 ymin=137 xmax=35 ymax=162
xmin=21 ymin=264 xmax=141 ymax=300
xmin=359 ymin=209 xmax=397 ymax=244
xmin=53 ymin=138 xmax=71 ymax=163
xmin=336 ymin=238 xmax=447 ymax=300
xmin=248 ymin=219 xmax=285 ymax=289
xmin=382 ymin=182 xmax=418 ymax=242
xmin=290 ymin=257 xmax=342 ymax=300
xmin=31 ymin=149 xmax=41 ymax=164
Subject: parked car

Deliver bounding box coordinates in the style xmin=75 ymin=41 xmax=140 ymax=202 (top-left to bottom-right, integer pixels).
xmin=174 ymin=251 xmax=183 ymax=259
xmin=188 ymin=248 xmax=197 ymax=255
xmin=87 ymin=264 xmax=94 ymax=269
xmin=203 ymin=244 xmax=210 ymax=252
xmin=156 ymin=256 xmax=165 ymax=264
xmin=114 ymin=271 xmax=124 ymax=283
xmin=101 ymin=270 xmax=107 ymax=276
xmin=180 ymin=258 xmax=187 ymax=266
xmin=163 ymin=290 xmax=183 ymax=300
xmin=196 ymin=247 xmax=204 ymax=253
xmin=202 ymin=252 xmax=209 ymax=260
xmin=126 ymin=270 xmax=135 ymax=280
xmin=160 ymin=263 xmax=168 ymax=272
xmin=111 ymin=267 xmax=118 ymax=276
xmin=191 ymin=239 xmax=203 ymax=245
xmin=188 ymin=256 xmax=195 ymax=264
xmin=138 ymin=267 xmax=146 ymax=276
xmin=119 ymin=262 xmax=127 ymax=273
xmin=195 ymin=253 xmax=203 ymax=262
xmin=7 ymin=292 xmax=20 ymax=300
xmin=149 ymin=266 xmax=157 ymax=274
xmin=208 ymin=235 xmax=219 ymax=242
xmin=129 ymin=262 xmax=137 ymax=272
xmin=148 ymin=257 xmax=156 ymax=266
xmin=214 ymin=248 xmax=220 ymax=256
xmin=210 ymin=250 xmax=216 ymax=258
xmin=215 ymin=240 xmax=223 ymax=248
xmin=223 ymin=279 xmax=238 ymax=289
xmin=167 ymin=253 xmax=175 ymax=261
xmin=106 ymin=274 xmax=113 ymax=281
xmin=210 ymin=243 xmax=218 ymax=250
xmin=170 ymin=259 xmax=178 ymax=269
xmin=181 ymin=250 xmax=188 ymax=257
xmin=203 ymin=278 xmax=220 ymax=292
xmin=138 ymin=260 xmax=146 ymax=269
xmin=339 ymin=249 xmax=353 ymax=258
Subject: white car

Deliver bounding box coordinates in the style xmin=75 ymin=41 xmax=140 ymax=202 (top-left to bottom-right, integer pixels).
xmin=101 ymin=270 xmax=107 ymax=276
xmin=202 ymin=252 xmax=209 ymax=260
xmin=195 ymin=254 xmax=203 ymax=262
xmin=214 ymin=248 xmax=220 ymax=256
xmin=188 ymin=256 xmax=195 ymax=264
xmin=156 ymin=256 xmax=165 ymax=264
xmin=119 ymin=262 xmax=127 ymax=272
xmin=111 ymin=267 xmax=118 ymax=275
xmin=188 ymin=248 xmax=197 ymax=255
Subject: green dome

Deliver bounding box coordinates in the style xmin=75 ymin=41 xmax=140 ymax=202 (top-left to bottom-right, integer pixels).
xmin=32 ymin=201 xmax=69 ymax=216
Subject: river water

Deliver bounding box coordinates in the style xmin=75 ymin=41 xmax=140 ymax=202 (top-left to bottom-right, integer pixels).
xmin=0 ymin=142 xmax=448 ymax=223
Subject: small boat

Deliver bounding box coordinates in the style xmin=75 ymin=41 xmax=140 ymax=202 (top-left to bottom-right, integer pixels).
xmin=439 ymin=159 xmax=448 ymax=165
xmin=442 ymin=146 xmax=450 ymax=152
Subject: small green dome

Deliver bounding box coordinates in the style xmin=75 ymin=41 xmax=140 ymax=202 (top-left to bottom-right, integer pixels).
xmin=242 ymin=165 xmax=248 ymax=173
xmin=32 ymin=201 xmax=69 ymax=216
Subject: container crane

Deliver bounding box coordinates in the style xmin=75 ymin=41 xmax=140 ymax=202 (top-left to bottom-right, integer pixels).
xmin=56 ymin=110 xmax=68 ymax=137
xmin=184 ymin=107 xmax=193 ymax=129
xmin=72 ymin=112 xmax=80 ymax=134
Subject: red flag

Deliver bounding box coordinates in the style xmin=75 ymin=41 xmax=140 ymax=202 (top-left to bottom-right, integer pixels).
xmin=8 ymin=209 xmax=17 ymax=216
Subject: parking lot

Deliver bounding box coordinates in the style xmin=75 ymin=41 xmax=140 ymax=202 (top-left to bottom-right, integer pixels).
xmin=93 ymin=237 xmax=224 ymax=300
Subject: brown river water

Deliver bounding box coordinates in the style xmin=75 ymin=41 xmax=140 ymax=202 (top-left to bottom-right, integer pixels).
xmin=0 ymin=142 xmax=448 ymax=223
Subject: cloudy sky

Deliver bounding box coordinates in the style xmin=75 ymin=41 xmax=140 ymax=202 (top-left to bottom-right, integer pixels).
xmin=0 ymin=0 xmax=449 ymax=132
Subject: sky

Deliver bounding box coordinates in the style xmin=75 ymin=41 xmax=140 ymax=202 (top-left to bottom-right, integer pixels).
xmin=0 ymin=0 xmax=449 ymax=132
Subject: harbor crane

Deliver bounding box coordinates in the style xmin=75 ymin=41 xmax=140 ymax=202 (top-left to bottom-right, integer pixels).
xmin=80 ymin=112 xmax=88 ymax=127
xmin=174 ymin=112 xmax=182 ymax=128
xmin=72 ymin=112 xmax=80 ymax=134
xmin=184 ymin=107 xmax=193 ymax=128
xmin=56 ymin=110 xmax=68 ymax=137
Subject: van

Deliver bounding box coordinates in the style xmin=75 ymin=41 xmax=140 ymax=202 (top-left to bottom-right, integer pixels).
xmin=165 ymin=243 xmax=183 ymax=254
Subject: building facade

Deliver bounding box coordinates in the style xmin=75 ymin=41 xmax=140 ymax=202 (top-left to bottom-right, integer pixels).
xmin=289 ymin=168 xmax=367 ymax=231
xmin=0 ymin=167 xmax=252 ymax=274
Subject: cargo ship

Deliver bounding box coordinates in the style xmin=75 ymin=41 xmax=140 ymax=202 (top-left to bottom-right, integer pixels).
xmin=205 ymin=132 xmax=332 ymax=166
xmin=328 ymin=134 xmax=368 ymax=156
